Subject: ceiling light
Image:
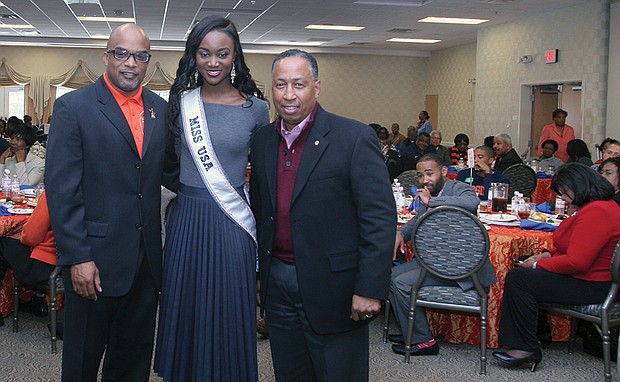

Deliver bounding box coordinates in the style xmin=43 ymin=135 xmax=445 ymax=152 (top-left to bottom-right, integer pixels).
xmin=77 ymin=16 xmax=135 ymax=22
xmin=0 ymin=24 xmax=35 ymax=29
xmin=260 ymin=41 xmax=324 ymax=46
xmin=418 ymin=17 xmax=488 ymax=25
xmin=305 ymin=24 xmax=365 ymax=31
xmin=387 ymin=37 xmax=440 ymax=43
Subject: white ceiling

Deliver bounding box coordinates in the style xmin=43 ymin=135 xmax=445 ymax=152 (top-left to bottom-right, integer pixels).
xmin=0 ymin=0 xmax=591 ymax=55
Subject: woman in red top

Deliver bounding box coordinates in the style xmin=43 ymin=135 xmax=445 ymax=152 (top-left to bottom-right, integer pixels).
xmin=493 ymin=163 xmax=620 ymax=371
xmin=0 ymin=191 xmax=55 ymax=287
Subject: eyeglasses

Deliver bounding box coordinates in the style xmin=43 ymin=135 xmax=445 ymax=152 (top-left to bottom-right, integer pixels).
xmin=106 ymin=48 xmax=151 ymax=63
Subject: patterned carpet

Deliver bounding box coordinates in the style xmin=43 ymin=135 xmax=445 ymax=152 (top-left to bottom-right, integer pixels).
xmin=0 ymin=311 xmax=616 ymax=381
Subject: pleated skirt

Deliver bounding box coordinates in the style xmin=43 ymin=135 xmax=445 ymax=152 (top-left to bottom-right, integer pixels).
xmin=154 ymin=184 xmax=258 ymax=382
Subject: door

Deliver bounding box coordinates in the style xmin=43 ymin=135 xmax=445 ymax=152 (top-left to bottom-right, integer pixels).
xmin=531 ymin=85 xmax=559 ymax=155
xmin=425 ymin=94 xmax=438 ymax=132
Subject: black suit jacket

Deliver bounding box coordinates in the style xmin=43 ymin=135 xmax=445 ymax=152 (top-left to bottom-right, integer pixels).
xmin=250 ymin=106 xmax=396 ymax=335
xmin=494 ymin=148 xmax=523 ymax=173
xmin=46 ymin=77 xmax=176 ymax=296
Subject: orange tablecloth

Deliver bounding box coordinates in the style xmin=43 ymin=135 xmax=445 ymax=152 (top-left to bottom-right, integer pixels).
xmin=0 ymin=215 xmax=32 ymax=318
xmin=530 ymin=178 xmax=557 ymax=205
xmin=402 ymin=224 xmax=570 ymax=348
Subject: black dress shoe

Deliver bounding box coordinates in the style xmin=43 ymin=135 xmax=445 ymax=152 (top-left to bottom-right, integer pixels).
xmin=392 ymin=342 xmax=439 ymax=356
xmin=492 ymin=348 xmax=542 ymax=372
xmin=388 ymin=334 xmax=404 ymax=344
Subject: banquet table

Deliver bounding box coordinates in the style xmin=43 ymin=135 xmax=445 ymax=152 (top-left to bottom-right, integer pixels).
xmin=401 ymin=223 xmax=571 ymax=348
xmin=530 ymin=178 xmax=557 ymax=205
xmin=0 ymin=214 xmax=32 ymax=319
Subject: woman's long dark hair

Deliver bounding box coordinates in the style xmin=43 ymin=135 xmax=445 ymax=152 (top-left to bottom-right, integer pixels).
xmin=551 ymin=162 xmax=614 ymax=207
xmin=566 ymin=139 xmax=591 ymax=161
xmin=168 ymin=15 xmax=264 ymax=132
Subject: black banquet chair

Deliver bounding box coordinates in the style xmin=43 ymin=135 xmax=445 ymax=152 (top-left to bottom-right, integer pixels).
xmin=539 ymin=242 xmax=620 ymax=382
xmin=503 ymin=163 xmax=538 ymax=197
xmin=13 ymin=266 xmax=64 ymax=354
xmin=383 ymin=205 xmax=491 ymax=375
xmin=395 ymin=169 xmax=423 ymax=196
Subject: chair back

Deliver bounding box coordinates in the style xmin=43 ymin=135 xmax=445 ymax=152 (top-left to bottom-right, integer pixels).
xmin=503 ymin=163 xmax=537 ymax=197
xmin=412 ymin=205 xmax=490 ymax=281
xmin=610 ymin=242 xmax=620 ymax=285
xmin=396 ymin=169 xmax=422 ymax=195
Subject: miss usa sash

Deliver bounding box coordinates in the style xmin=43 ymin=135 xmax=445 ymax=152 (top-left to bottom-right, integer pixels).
xmin=180 ymin=88 xmax=257 ymax=245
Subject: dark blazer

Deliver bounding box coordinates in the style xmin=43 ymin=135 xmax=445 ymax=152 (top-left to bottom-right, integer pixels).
xmin=250 ymin=106 xmax=396 ymax=335
xmin=46 ymin=77 xmax=176 ymax=296
xmin=493 ymin=148 xmax=523 ymax=173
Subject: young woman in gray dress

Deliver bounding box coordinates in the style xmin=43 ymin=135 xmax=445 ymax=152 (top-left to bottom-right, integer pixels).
xmin=155 ymin=15 xmax=269 ymax=382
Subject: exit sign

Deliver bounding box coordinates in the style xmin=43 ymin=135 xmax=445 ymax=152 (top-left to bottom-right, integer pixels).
xmin=545 ymin=49 xmax=558 ymax=64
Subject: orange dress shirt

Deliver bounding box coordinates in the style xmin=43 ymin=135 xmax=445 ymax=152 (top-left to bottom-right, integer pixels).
xmin=103 ymin=73 xmax=145 ymax=157
xmin=20 ymin=191 xmax=56 ymax=266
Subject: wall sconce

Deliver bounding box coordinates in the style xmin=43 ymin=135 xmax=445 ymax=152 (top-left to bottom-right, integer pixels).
xmin=518 ymin=55 xmax=533 ymax=64
xmin=468 ymin=77 xmax=476 ymax=84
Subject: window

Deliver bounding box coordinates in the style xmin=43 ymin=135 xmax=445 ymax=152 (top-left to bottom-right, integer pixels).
xmin=56 ymin=85 xmax=76 ymax=99
xmin=0 ymin=85 xmax=25 ymax=119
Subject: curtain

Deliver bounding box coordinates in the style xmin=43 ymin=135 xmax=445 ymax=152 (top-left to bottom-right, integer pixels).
xmin=1 ymin=57 xmax=174 ymax=123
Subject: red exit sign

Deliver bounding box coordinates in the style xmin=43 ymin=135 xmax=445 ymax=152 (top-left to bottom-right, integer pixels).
xmin=546 ymin=49 xmax=558 ymax=64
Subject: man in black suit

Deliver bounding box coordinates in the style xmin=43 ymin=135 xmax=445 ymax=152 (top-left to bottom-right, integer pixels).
xmin=250 ymin=49 xmax=396 ymax=381
xmin=493 ymin=133 xmax=523 ymax=172
xmin=46 ymin=24 xmax=176 ymax=381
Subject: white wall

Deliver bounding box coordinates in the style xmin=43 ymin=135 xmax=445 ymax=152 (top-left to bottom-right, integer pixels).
xmin=474 ymin=0 xmax=610 ymax=155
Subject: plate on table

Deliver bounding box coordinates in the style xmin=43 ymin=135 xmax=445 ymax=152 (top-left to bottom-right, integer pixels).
xmin=19 ymin=189 xmax=37 ymax=197
xmin=529 ymin=217 xmax=561 ymax=227
xmin=479 ymin=214 xmax=520 ymax=227
xmin=27 ymin=200 xmax=38 ymax=207
xmin=480 ymin=213 xmax=518 ymax=222
xmin=397 ymin=214 xmax=414 ymax=224
xmin=8 ymin=208 xmax=34 ymax=215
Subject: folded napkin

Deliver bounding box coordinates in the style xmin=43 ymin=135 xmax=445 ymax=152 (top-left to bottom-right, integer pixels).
xmin=447 ymin=166 xmax=458 ymax=173
xmin=19 ymin=185 xmax=35 ymax=190
xmin=536 ymin=172 xmax=553 ymax=179
xmin=520 ymin=219 xmax=557 ymax=232
xmin=536 ymin=202 xmax=554 ymax=213
xmin=0 ymin=205 xmax=12 ymax=216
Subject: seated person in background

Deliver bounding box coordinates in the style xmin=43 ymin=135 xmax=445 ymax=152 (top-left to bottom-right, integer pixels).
xmin=401 ymin=126 xmax=417 ymax=149
xmin=417 ymin=111 xmax=432 ymax=135
xmin=0 ymin=191 xmax=56 ymax=326
xmin=389 ymin=123 xmax=406 ymax=149
xmin=450 ymin=133 xmax=469 ymax=165
xmin=430 ymin=130 xmax=451 ymax=166
xmin=533 ymin=139 xmax=564 ymax=174
xmin=377 ymin=126 xmax=400 ymax=180
xmin=484 ymin=135 xmax=495 ymax=150
xmin=0 ymin=120 xmax=9 ymax=154
xmin=0 ymin=124 xmax=45 ymax=186
xmin=594 ymin=138 xmax=619 ymax=165
xmin=493 ymin=163 xmax=620 ymax=371
xmin=594 ymin=140 xmax=620 ymax=171
xmin=4 ymin=116 xmax=22 ymax=138
xmin=400 ymin=132 xmax=436 ymax=172
xmin=566 ymin=138 xmax=593 ymax=166
xmin=389 ymin=154 xmax=494 ymax=356
xmin=600 ymin=157 xmax=620 ymax=206
xmin=457 ymin=145 xmax=509 ymax=200
xmin=493 ymin=133 xmax=523 ymax=173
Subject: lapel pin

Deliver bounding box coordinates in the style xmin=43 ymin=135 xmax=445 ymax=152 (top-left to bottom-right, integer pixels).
xmin=314 ymin=140 xmax=319 ymax=146
xmin=149 ymin=108 xmax=156 ymax=119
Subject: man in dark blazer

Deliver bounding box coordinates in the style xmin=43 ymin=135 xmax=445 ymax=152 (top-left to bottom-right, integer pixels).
xmin=493 ymin=133 xmax=523 ymax=173
xmin=46 ymin=24 xmax=176 ymax=381
xmin=390 ymin=154 xmax=497 ymax=355
xmin=250 ymin=49 xmax=396 ymax=381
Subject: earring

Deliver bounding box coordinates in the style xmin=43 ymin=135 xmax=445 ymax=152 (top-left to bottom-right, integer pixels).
xmin=193 ymin=69 xmax=199 ymax=84
xmin=230 ymin=64 xmax=236 ymax=84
